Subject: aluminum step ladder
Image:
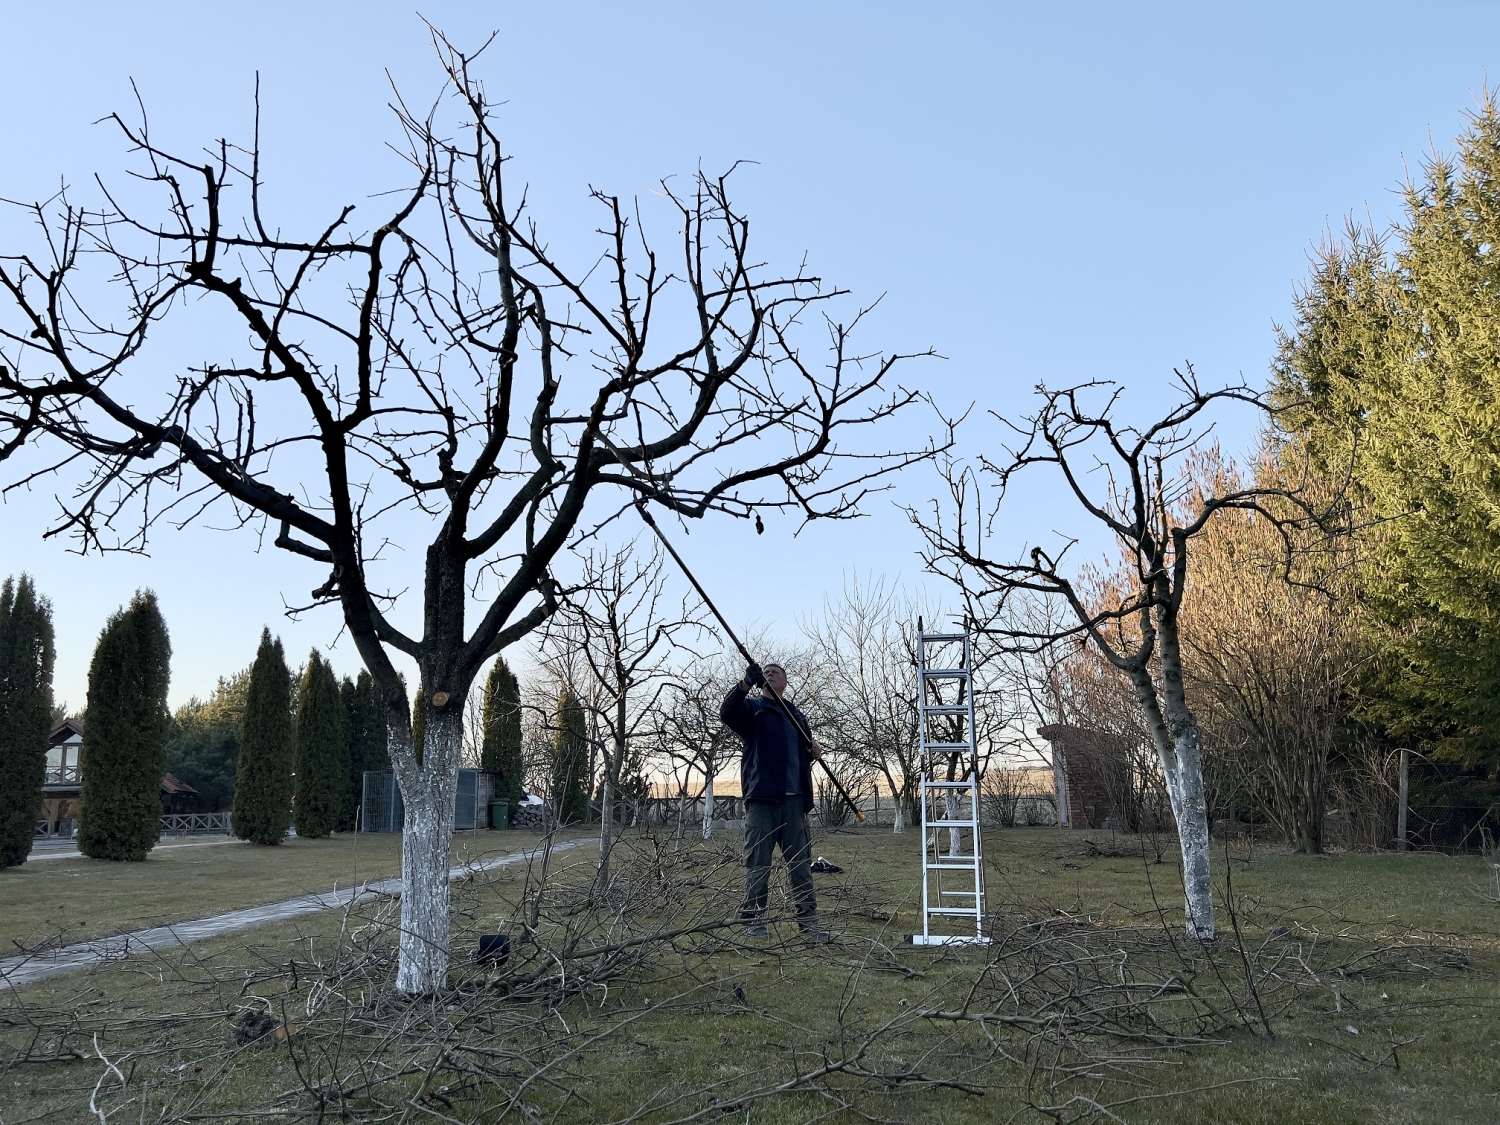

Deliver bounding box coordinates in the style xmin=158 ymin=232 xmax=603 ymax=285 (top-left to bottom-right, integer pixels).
xmin=913 ymin=623 xmax=989 ymax=945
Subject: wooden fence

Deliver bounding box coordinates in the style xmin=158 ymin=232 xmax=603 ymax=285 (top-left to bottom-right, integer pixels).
xmin=160 ymin=811 xmax=232 ymax=836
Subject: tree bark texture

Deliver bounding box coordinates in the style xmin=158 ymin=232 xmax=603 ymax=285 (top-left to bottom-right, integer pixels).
xmin=389 ymin=707 xmax=462 ymax=994
xmin=1129 ymin=606 xmax=1215 ymax=942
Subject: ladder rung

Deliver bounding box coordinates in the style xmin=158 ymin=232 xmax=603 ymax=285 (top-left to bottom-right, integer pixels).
xmin=922 ymin=780 xmax=976 ymax=788
xmin=920 ymin=633 xmax=968 ymax=642
xmin=922 ymin=705 xmax=969 ymax=715
xmin=926 ymin=862 xmax=979 ymax=870
xmin=921 ymin=669 xmax=969 ymax=677
xmin=925 ymin=820 xmax=977 ymax=828
xmin=926 ymin=907 xmax=981 ymax=916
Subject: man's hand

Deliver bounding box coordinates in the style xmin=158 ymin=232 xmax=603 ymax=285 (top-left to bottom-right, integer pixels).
xmin=744 ymin=663 xmax=766 ymax=689
xmin=809 ymin=741 xmax=825 ymax=762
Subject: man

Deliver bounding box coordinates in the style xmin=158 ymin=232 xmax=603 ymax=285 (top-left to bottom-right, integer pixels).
xmin=720 ymin=661 xmax=830 ymax=941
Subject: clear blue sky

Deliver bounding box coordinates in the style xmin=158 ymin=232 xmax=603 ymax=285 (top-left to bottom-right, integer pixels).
xmin=0 ymin=1 xmax=1494 ymax=709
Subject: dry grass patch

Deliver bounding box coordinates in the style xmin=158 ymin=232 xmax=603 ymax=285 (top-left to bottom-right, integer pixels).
xmin=2 ymin=827 xmax=1498 ymax=1123
xmin=0 ymin=829 xmax=588 ymax=950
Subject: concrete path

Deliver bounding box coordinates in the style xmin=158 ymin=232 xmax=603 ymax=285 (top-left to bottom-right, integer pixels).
xmin=1 ymin=837 xmax=591 ymax=989
xmin=27 ymin=836 xmax=242 ymax=862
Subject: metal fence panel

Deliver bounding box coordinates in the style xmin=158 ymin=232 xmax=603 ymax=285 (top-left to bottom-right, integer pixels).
xmin=361 ymin=769 xmax=496 ymax=832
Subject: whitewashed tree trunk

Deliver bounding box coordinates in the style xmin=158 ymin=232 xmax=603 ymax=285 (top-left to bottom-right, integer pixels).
xmin=945 ymin=754 xmax=962 ymax=856
xmin=702 ymin=769 xmax=715 ymax=839
xmin=882 ymin=772 xmax=905 ymax=834
xmin=1130 ymin=603 xmax=1215 ymax=942
xmin=673 ymin=787 xmax=688 ymax=849
xmin=595 ymin=767 xmax=615 ymax=892
xmin=594 ymin=697 xmax=628 ymax=893
xmin=388 ymin=708 xmax=463 ymax=993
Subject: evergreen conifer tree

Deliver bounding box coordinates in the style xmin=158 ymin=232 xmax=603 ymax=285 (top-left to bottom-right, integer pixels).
xmin=165 ymin=668 xmax=250 ymax=813
xmin=293 ymin=650 xmax=346 ymax=839
xmin=78 ymin=591 xmax=172 ymax=862
xmin=231 ymin=629 xmax=294 ymax=845
xmin=553 ymin=690 xmax=588 ymax=825
xmin=481 ymin=657 xmax=524 ymax=813
xmin=411 ymin=685 xmax=427 ymax=765
xmin=339 ymin=671 xmax=387 ymax=831
xmin=1274 ymin=99 xmax=1500 ymax=762
xmin=0 ymin=576 xmax=55 ymax=869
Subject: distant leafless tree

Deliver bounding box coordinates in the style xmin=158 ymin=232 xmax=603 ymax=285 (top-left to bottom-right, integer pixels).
xmin=1178 ymin=447 xmax=1367 ymax=854
xmin=537 ymin=541 xmax=702 ymax=890
xmin=913 ymin=373 xmax=1323 ymax=941
xmin=803 ymin=575 xmax=928 ymax=832
xmin=653 ymin=650 xmax=744 ymax=841
xmin=0 ymin=36 xmax=945 ymax=991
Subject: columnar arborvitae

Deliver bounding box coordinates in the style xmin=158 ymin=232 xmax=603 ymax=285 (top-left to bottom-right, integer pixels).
xmin=78 ymin=591 xmax=172 ymax=862
xmin=293 ymin=650 xmax=347 ymax=839
xmin=339 ymin=671 xmax=387 ymax=831
xmin=411 ymin=685 xmax=427 ymax=765
xmin=0 ymin=576 xmax=55 ymax=869
xmin=481 ymin=657 xmax=524 ymax=810
xmin=231 ymin=630 xmax=294 ymax=846
xmin=553 ymin=690 xmax=588 ymax=825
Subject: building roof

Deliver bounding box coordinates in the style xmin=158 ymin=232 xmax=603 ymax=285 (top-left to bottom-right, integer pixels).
xmin=1037 ymin=724 xmax=1131 ymax=750
xmin=160 ymin=772 xmax=199 ymax=796
xmin=49 ymin=716 xmax=84 ymax=744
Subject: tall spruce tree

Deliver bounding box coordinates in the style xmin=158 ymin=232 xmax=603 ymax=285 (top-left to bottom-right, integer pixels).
xmin=78 ymin=591 xmax=172 ymax=862
xmin=339 ymin=671 xmax=387 ymax=831
xmin=553 ymin=690 xmax=588 ymax=825
xmin=231 ymin=630 xmax=294 ymax=845
xmin=1274 ymin=97 xmax=1500 ymax=763
xmin=294 ymin=651 xmax=346 ymax=839
xmin=481 ymin=657 xmax=524 ymax=812
xmin=0 ymin=576 xmax=56 ymax=869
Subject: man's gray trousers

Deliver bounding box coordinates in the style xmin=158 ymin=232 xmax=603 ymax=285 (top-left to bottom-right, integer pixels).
xmin=741 ymin=796 xmax=818 ymax=925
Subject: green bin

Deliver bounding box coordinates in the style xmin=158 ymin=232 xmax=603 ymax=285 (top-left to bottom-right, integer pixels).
xmin=489 ymin=799 xmax=510 ymax=830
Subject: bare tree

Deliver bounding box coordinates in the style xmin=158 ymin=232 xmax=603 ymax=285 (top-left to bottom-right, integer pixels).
xmin=0 ymin=37 xmax=943 ymax=990
xmin=1178 ymin=447 xmax=1366 ymax=854
xmin=538 ymin=541 xmax=701 ymax=889
xmin=913 ymin=373 xmax=1315 ymax=941
xmin=803 ymin=575 xmax=927 ymax=832
xmin=654 ymin=651 xmax=743 ymax=841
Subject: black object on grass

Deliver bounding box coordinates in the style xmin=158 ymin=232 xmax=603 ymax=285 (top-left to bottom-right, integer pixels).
xmin=811 ymin=856 xmax=843 ymax=873
xmin=232 ymin=1008 xmax=277 ymax=1046
xmin=476 ymin=933 xmax=511 ymax=967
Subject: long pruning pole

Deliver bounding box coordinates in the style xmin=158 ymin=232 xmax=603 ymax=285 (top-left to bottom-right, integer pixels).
xmin=634 ymin=501 xmax=866 ymax=824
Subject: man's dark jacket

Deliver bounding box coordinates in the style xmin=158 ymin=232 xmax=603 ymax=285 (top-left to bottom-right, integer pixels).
xmin=720 ymin=682 xmax=815 ymax=813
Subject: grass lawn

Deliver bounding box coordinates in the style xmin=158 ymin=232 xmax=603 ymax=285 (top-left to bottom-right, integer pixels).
xmin=3 ymin=826 xmax=1499 ymax=1123
xmin=1 ymin=829 xmax=589 ymax=950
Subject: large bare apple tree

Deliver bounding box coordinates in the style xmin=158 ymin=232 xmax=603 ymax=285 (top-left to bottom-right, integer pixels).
xmin=913 ymin=374 xmax=1315 ymax=941
xmin=0 ymin=41 xmax=941 ymax=991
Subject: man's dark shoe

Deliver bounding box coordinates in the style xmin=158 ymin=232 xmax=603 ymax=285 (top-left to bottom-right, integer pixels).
xmin=799 ymin=925 xmax=832 ymax=943
xmin=743 ymin=921 xmax=770 ymax=939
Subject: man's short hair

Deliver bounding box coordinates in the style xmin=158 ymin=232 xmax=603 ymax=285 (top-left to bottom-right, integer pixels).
xmin=762 ymin=661 xmax=785 ymax=674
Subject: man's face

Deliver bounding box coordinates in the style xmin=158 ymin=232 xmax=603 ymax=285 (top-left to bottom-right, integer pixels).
xmin=763 ymin=664 xmax=788 ymax=695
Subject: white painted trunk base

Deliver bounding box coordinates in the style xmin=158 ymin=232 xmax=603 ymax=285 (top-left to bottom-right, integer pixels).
xmin=389 ymin=711 xmax=463 ymax=993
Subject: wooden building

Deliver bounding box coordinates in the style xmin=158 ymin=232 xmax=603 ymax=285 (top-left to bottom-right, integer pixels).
xmin=38 ymin=717 xmax=200 ymax=837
